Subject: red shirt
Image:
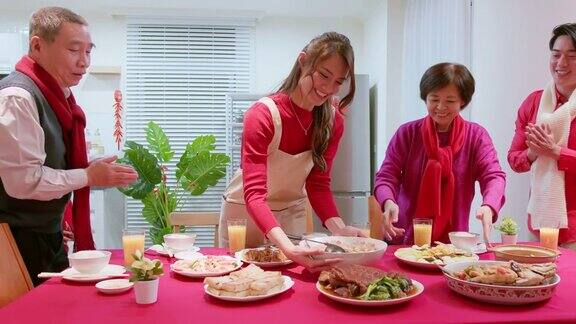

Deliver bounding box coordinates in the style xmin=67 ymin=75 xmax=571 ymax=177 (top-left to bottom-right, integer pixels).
xmin=508 ymin=89 xmax=576 ymax=243
xmin=241 ymin=92 xmax=344 ymax=233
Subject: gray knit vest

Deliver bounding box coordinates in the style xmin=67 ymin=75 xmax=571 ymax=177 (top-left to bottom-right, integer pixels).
xmin=0 ymin=71 xmax=70 ymax=233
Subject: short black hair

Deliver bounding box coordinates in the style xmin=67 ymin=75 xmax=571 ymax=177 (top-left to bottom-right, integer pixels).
xmin=419 ymin=62 xmax=475 ymax=110
xmin=549 ymin=23 xmax=576 ymax=50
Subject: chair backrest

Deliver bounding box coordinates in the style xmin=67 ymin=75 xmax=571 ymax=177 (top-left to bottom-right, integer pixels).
xmin=169 ymin=212 xmax=220 ymax=247
xmin=368 ymin=196 xmax=384 ymax=240
xmin=305 ymin=199 xmax=314 ymax=234
xmin=0 ymin=223 xmax=33 ymax=307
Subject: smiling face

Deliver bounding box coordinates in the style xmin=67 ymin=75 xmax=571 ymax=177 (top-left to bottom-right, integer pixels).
xmin=297 ymin=53 xmax=349 ymax=109
xmin=425 ymin=83 xmax=464 ymax=132
xmin=30 ymin=22 xmax=93 ymax=88
xmin=550 ymin=35 xmax=576 ymax=97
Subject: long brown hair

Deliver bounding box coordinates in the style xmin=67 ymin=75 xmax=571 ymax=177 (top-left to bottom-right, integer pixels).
xmin=277 ymin=32 xmax=355 ymax=171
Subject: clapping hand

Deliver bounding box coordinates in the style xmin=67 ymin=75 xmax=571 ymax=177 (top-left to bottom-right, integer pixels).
xmin=525 ymin=123 xmax=561 ymax=160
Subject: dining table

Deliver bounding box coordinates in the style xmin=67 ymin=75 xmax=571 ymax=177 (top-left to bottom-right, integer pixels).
xmin=1 ymin=245 xmax=575 ymax=324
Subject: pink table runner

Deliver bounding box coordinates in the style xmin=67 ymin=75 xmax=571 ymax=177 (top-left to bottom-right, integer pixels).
xmin=1 ymin=246 xmax=575 ymax=324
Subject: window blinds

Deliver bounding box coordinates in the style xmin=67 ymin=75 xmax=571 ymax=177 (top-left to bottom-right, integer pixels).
xmin=124 ymin=21 xmax=253 ymax=246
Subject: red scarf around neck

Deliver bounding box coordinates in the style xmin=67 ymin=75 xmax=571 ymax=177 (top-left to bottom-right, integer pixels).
xmin=16 ymin=55 xmax=95 ymax=251
xmin=414 ymin=115 xmax=467 ymax=243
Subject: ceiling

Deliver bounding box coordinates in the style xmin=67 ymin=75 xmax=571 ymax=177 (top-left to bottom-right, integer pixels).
xmin=0 ymin=0 xmax=383 ymax=20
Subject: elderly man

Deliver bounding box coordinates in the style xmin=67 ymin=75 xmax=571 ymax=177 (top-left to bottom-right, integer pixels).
xmin=0 ymin=7 xmax=138 ymax=285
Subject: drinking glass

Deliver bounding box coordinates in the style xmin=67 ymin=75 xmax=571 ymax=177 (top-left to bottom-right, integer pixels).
xmin=413 ymin=218 xmax=433 ymax=246
xmin=122 ymin=228 xmax=145 ymax=267
xmin=227 ymin=219 xmax=247 ymax=253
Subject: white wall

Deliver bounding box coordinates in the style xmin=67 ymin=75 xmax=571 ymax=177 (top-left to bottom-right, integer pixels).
xmin=254 ymin=16 xmax=365 ymax=93
xmin=470 ymin=0 xmax=576 ymax=240
xmin=363 ymin=1 xmax=388 ymax=169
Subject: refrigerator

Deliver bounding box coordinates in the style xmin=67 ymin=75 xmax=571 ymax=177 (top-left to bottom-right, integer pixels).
xmin=312 ymin=74 xmax=372 ymax=231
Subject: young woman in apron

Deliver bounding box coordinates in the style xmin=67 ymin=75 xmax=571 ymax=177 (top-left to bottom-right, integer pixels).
xmin=220 ymin=32 xmax=366 ymax=270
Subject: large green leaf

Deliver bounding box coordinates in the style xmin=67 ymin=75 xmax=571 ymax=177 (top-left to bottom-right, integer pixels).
xmin=142 ymin=192 xmax=165 ymax=228
xmin=142 ymin=186 xmax=178 ymax=231
xmin=124 ymin=141 xmax=162 ymax=184
xmin=180 ymin=152 xmax=230 ymax=195
xmin=146 ymin=121 xmax=174 ymax=163
xmin=117 ymin=141 xmax=162 ymax=199
xmin=176 ymin=135 xmax=216 ymax=179
xmin=118 ymin=180 xmax=156 ymax=200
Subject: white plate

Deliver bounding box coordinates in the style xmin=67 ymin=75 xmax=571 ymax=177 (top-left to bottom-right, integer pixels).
xmin=171 ymin=256 xmax=243 ymax=278
xmin=235 ymin=249 xmax=293 ymax=268
xmin=95 ymin=279 xmax=134 ymax=294
xmin=147 ymin=244 xmax=200 ymax=256
xmin=316 ymin=279 xmax=424 ymax=306
xmin=204 ymin=275 xmax=294 ymax=302
xmin=469 ymin=242 xmax=488 ymax=254
xmin=174 ymin=251 xmax=204 ymax=261
xmin=394 ymin=248 xmax=479 ymax=270
xmin=61 ymin=264 xmax=126 ymax=282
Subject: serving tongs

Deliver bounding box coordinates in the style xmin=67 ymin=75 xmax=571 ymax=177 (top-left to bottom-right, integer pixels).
xmin=285 ymin=234 xmax=346 ymax=253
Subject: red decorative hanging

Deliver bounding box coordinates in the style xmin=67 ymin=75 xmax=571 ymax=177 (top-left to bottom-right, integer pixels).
xmin=113 ymin=89 xmax=123 ymax=150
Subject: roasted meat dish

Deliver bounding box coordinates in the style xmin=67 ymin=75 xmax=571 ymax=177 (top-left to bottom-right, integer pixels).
xmin=318 ymin=264 xmax=416 ymax=300
xmin=244 ymin=246 xmax=288 ymax=263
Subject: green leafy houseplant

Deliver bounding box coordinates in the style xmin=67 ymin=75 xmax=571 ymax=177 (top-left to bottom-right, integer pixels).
xmin=494 ymin=217 xmax=518 ymax=235
xmin=118 ymin=121 xmax=230 ymax=244
xmin=129 ymin=249 xmax=164 ymax=282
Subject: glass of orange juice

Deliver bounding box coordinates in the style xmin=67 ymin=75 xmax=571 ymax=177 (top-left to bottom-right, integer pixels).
xmin=122 ymin=228 xmax=145 ymax=267
xmin=351 ymin=220 xmax=371 ymax=238
xmin=413 ymin=218 xmax=432 ymax=246
xmin=540 ymin=227 xmax=559 ymax=250
xmin=227 ymin=219 xmax=247 ymax=253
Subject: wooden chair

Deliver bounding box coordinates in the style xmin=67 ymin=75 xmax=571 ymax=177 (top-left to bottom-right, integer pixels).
xmin=368 ymin=196 xmax=384 ymax=240
xmin=0 ymin=223 xmax=33 ymax=307
xmin=169 ymin=212 xmax=220 ymax=247
xmin=305 ymin=199 xmax=314 ymax=234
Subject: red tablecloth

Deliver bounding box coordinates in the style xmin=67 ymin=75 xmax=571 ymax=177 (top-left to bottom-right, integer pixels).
xmin=1 ymin=246 xmax=575 ymax=324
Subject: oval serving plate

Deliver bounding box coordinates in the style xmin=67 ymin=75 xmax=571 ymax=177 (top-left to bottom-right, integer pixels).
xmin=316 ymin=279 xmax=424 ymax=306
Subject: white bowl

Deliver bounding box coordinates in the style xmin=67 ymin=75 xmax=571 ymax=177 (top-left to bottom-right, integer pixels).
xmin=68 ymin=250 xmax=111 ymax=274
xmin=442 ymin=260 xmax=560 ymax=305
xmin=300 ymin=236 xmax=387 ymax=265
xmin=449 ymin=231 xmax=479 ymax=251
xmin=163 ymin=233 xmax=196 ymax=251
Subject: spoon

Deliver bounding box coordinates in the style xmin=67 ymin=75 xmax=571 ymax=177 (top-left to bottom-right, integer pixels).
xmin=285 ymin=234 xmax=347 ymax=253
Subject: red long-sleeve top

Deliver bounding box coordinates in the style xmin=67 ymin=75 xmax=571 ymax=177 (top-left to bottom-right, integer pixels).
xmin=241 ymin=92 xmax=344 ymax=233
xmin=507 ymin=89 xmax=576 ymax=243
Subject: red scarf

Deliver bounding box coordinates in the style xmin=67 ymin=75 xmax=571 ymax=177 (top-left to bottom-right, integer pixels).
xmin=16 ymin=55 xmax=95 ymax=251
xmin=414 ymin=115 xmax=467 ymax=243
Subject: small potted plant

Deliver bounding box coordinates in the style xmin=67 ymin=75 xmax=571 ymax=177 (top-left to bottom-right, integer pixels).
xmin=494 ymin=217 xmax=518 ymax=245
xmin=129 ymin=249 xmax=164 ymax=304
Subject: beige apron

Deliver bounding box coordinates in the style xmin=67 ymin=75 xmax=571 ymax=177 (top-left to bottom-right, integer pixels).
xmin=220 ymin=97 xmax=316 ymax=248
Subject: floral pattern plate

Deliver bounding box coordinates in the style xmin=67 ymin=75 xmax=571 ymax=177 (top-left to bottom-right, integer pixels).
xmin=442 ymin=260 xmax=560 ymax=305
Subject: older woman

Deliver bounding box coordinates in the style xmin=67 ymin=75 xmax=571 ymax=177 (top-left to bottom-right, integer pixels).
xmin=374 ymin=62 xmax=506 ymax=245
xmin=508 ymin=23 xmax=576 ymax=249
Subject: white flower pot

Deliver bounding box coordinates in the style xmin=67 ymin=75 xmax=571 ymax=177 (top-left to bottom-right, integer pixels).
xmin=501 ymin=234 xmax=518 ymax=245
xmin=134 ymin=278 xmax=159 ymax=304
